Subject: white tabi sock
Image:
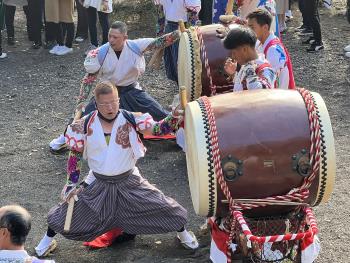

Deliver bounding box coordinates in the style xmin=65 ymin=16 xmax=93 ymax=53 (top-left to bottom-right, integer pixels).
xmin=49 ymin=134 xmax=66 ymax=149
xmin=177 ymin=229 xmax=199 ymax=249
xmin=35 ymin=234 xmax=53 ymax=255
xmin=177 ymin=229 xmax=194 ymax=243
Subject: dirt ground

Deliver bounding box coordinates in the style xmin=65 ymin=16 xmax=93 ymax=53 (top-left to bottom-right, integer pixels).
xmin=0 ymin=1 xmax=349 ymax=262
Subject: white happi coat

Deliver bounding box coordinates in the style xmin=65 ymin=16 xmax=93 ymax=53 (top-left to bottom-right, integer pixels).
xmin=65 ymin=111 xmax=156 ymax=176
xmin=84 ymin=39 xmax=154 ymax=89
xmin=256 ymin=33 xmax=289 ymax=89
xmin=158 ymin=0 xmax=201 ymax=22
xmin=233 ymin=55 xmax=276 ymax=91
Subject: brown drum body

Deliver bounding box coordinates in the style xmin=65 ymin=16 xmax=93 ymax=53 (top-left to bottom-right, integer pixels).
xmin=178 ymin=24 xmax=233 ymax=101
xmin=185 ymin=90 xmax=336 ymax=217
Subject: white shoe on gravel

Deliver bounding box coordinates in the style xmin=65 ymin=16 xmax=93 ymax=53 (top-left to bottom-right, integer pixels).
xmin=56 ymin=46 xmax=73 ymax=56
xmin=345 ymin=52 xmax=350 ymax=58
xmin=49 ymin=45 xmax=60 ymax=54
xmin=75 ymin=36 xmax=85 ymax=42
xmin=0 ymin=52 xmax=7 ymax=59
xmin=177 ymin=230 xmax=199 ymax=250
xmin=35 ymin=239 xmax=57 ymax=257
xmin=49 ymin=134 xmax=66 ymax=150
xmin=344 ymin=44 xmax=350 ymax=52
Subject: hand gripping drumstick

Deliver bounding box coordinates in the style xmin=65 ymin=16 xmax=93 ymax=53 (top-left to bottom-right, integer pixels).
xmin=180 ymin=86 xmax=187 ymax=110
xmin=148 ymin=48 xmax=164 ymax=70
xmin=178 ymin=20 xmax=186 ymax=33
xmin=64 ymin=196 xmax=75 ymax=232
xmin=73 ymin=109 xmax=82 ymax=121
xmin=225 ymin=0 xmax=234 ymax=15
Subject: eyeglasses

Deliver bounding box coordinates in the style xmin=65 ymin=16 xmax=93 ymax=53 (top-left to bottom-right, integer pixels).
xmin=96 ymin=99 xmax=120 ymax=108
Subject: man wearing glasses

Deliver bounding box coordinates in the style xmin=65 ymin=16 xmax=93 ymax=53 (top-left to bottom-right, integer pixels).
xmin=35 ymin=81 xmax=199 ymax=257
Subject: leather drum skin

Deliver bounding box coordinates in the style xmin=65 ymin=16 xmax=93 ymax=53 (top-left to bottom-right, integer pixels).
xmin=178 ymin=24 xmax=233 ymax=101
xmin=185 ymin=89 xmax=336 ymax=217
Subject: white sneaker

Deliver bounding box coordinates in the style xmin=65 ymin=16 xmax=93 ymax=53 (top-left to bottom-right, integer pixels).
xmin=49 ymin=134 xmax=66 ymax=150
xmin=56 ymin=46 xmax=73 ymax=56
xmin=285 ymin=10 xmax=293 ymax=19
xmin=49 ymin=45 xmax=60 ymax=54
xmin=0 ymin=52 xmax=7 ymax=59
xmin=344 ymin=44 xmax=350 ymax=52
xmin=35 ymin=239 xmax=57 ymax=257
xmin=75 ymin=36 xmax=85 ymax=42
xmin=85 ymin=44 xmax=98 ymax=55
xmin=177 ymin=230 xmax=199 ymax=250
xmin=323 ymin=0 xmax=332 ymax=9
xmin=345 ymin=52 xmax=350 ymax=58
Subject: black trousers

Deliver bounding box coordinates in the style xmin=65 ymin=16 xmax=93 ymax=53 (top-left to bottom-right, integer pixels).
xmin=4 ymin=5 xmax=30 ymax=39
xmin=0 ymin=31 xmax=2 ymax=54
xmin=347 ymin=0 xmax=350 ymax=24
xmin=27 ymin=0 xmax=44 ymax=44
xmin=87 ymin=7 xmax=109 ymax=46
xmin=4 ymin=5 xmax=16 ymax=38
xmin=304 ymin=0 xmax=322 ymax=43
xmin=298 ymin=0 xmax=311 ymax=29
xmin=61 ymin=22 xmax=75 ymax=48
xmin=75 ymin=0 xmax=88 ymax=39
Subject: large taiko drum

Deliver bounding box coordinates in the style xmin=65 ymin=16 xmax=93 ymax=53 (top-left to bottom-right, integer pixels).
xmin=185 ymin=89 xmax=336 ymax=217
xmin=178 ymin=24 xmax=233 ymax=101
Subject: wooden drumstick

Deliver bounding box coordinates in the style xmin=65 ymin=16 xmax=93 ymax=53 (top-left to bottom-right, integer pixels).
xmin=148 ymin=48 xmax=164 ymax=70
xmin=225 ymin=0 xmax=234 ymax=15
xmin=219 ymin=14 xmax=238 ymax=24
xmin=178 ymin=20 xmax=186 ymax=32
xmin=180 ymin=86 xmax=187 ymax=109
xmin=63 ymin=197 xmax=75 ymax=232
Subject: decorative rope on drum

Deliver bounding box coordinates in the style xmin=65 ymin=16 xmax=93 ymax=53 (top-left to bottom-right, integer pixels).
xmin=196 ymin=28 xmax=234 ymax=97
xmin=233 ymin=207 xmax=318 ymax=244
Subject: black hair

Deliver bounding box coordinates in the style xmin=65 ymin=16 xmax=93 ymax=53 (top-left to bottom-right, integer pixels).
xmin=110 ymin=21 xmax=128 ymax=34
xmin=246 ymin=9 xmax=273 ymax=29
xmin=223 ymin=25 xmax=257 ymax=50
xmin=0 ymin=206 xmax=31 ymax=246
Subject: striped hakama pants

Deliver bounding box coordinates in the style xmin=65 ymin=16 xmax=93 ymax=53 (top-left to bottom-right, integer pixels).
xmin=48 ymin=168 xmax=187 ymax=241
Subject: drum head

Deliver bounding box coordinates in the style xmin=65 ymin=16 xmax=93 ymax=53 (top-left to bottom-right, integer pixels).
xmin=311 ymin=92 xmax=336 ymax=205
xmin=185 ymin=100 xmax=217 ymax=217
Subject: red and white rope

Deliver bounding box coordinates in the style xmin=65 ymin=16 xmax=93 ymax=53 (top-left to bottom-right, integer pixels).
xmin=233 ymin=207 xmax=318 ymax=243
xmin=196 ymin=28 xmax=217 ymax=96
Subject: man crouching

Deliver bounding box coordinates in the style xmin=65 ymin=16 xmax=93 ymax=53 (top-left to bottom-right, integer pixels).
xmin=35 ymin=81 xmax=198 ymax=257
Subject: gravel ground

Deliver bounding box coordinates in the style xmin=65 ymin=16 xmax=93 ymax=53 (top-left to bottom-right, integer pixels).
xmin=0 ymin=1 xmax=349 ymax=262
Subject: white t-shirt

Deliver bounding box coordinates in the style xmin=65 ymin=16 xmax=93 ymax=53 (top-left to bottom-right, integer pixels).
xmin=257 ymin=33 xmax=289 ymax=89
xmin=158 ymin=0 xmax=201 ymax=22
